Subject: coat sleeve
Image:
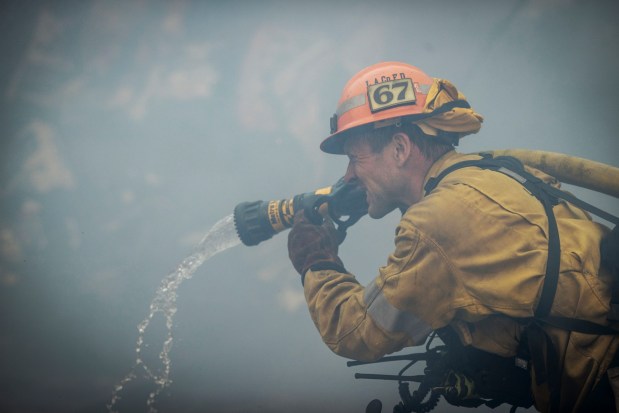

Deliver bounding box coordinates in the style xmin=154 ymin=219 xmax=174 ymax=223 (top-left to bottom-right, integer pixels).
xmin=303 ymin=215 xmax=463 ymax=361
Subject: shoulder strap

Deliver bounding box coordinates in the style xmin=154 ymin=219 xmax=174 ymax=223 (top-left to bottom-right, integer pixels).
xmin=424 ymin=154 xmax=619 ymax=334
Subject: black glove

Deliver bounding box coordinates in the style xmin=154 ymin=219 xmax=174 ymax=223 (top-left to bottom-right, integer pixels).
xmin=288 ymin=210 xmax=346 ymax=282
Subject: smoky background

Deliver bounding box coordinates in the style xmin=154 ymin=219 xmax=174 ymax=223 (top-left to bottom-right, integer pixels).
xmin=0 ymin=0 xmax=618 ymax=412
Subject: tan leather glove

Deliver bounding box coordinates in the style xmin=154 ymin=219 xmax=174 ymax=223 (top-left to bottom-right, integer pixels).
xmin=287 ymin=210 xmax=346 ymax=283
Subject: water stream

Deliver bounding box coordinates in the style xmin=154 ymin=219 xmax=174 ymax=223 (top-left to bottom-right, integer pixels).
xmin=108 ymin=214 xmax=242 ymax=413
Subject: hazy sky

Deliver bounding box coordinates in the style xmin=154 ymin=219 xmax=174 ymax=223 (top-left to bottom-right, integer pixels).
xmin=1 ymin=1 xmax=618 ymax=412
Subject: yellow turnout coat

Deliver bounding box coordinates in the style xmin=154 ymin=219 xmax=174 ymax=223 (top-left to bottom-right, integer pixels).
xmin=303 ymin=151 xmax=619 ymax=412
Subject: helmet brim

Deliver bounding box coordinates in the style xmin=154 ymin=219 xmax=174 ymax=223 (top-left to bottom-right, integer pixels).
xmin=319 ymin=111 xmax=451 ymax=155
xmin=320 ymin=131 xmax=347 ymax=154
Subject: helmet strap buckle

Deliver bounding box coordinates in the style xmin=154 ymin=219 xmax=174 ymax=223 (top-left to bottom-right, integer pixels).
xmin=374 ymin=117 xmax=402 ymax=130
xmin=330 ymin=114 xmax=338 ymax=134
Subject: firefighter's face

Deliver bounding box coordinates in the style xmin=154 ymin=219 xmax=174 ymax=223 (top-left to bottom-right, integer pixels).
xmin=343 ymin=137 xmax=402 ymax=219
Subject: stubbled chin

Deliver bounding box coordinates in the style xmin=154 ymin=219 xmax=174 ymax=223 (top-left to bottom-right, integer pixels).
xmin=367 ymin=202 xmax=383 ymax=219
xmin=366 ymin=196 xmax=374 ymax=216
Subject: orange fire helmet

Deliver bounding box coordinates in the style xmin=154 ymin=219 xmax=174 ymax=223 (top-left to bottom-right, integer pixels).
xmin=321 ymin=61 xmax=477 ymax=154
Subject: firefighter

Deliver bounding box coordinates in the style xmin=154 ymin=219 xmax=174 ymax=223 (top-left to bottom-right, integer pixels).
xmin=287 ymin=62 xmax=619 ymax=412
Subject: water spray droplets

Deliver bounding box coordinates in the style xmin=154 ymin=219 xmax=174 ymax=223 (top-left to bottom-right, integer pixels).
xmin=108 ymin=214 xmax=241 ymax=413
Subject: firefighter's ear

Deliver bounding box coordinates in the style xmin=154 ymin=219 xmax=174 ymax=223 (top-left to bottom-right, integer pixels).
xmin=391 ymin=132 xmax=412 ymax=166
